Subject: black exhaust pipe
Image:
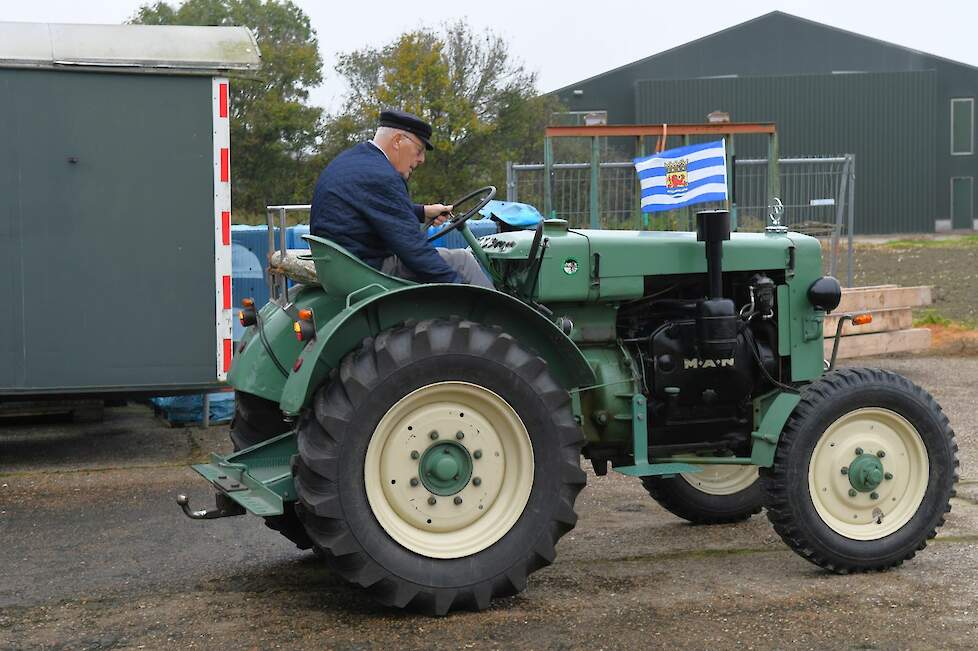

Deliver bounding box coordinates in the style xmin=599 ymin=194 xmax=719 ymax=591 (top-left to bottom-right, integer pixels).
xmin=695 ymin=210 xmax=737 ymax=358
xmin=696 ymin=209 xmax=731 ymax=299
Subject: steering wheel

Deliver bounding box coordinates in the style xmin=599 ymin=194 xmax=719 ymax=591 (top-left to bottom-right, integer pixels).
xmin=424 ymin=186 xmax=496 ymax=243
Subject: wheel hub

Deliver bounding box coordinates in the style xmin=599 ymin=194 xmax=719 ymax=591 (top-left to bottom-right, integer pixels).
xmin=808 ymin=407 xmax=928 ymax=540
xmin=419 ymin=440 xmax=473 ymax=496
xmin=363 ymin=381 xmax=534 ymax=559
xmin=848 ymin=454 xmax=885 ymax=492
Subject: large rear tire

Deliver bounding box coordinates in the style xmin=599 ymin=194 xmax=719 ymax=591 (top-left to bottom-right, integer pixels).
xmin=760 ymin=368 xmax=958 ymax=573
xmin=230 ymin=391 xmax=314 ymax=551
xmin=293 ymin=319 xmax=586 ymax=615
xmin=642 ymin=464 xmax=763 ymax=524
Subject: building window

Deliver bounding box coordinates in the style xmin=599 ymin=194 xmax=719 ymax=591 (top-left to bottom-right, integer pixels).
xmin=551 ymin=110 xmax=608 ymax=126
xmin=951 ymin=98 xmax=974 ymax=155
xmin=951 ymin=177 xmax=973 ymax=224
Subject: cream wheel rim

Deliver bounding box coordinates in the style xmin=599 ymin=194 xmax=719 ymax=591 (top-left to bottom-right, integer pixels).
xmin=808 ymin=407 xmax=929 ymax=540
xmin=363 ymin=381 xmax=534 ymax=559
xmin=680 ymin=464 xmax=759 ymax=495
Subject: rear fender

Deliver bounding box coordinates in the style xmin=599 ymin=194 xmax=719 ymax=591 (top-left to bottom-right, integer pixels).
xmin=279 ymin=284 xmax=595 ymax=415
xmin=228 ymin=285 xmax=345 ymax=402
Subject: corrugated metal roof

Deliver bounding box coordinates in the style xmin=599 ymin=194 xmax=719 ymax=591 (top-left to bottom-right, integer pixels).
xmin=551 ymin=11 xmax=978 ymax=95
xmin=0 ymin=21 xmax=261 ymax=76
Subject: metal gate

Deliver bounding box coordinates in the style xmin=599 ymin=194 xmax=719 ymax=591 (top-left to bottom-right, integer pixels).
xmin=506 ymin=155 xmax=856 ymax=285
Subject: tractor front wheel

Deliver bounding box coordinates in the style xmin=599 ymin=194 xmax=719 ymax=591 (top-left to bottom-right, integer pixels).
xmin=642 ymin=464 xmax=763 ymax=524
xmin=293 ymin=319 xmax=586 ymax=615
xmin=761 ymin=368 xmax=958 ymax=573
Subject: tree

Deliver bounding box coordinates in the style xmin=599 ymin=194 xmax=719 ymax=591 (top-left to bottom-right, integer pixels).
xmin=131 ymin=0 xmax=323 ymax=215
xmin=325 ymin=21 xmax=560 ymax=203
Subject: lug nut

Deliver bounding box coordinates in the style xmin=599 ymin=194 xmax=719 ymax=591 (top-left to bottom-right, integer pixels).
xmin=429 ymin=431 xmax=439 ymax=440
xmin=870 ymin=492 xmax=879 ymax=500
xmin=472 ymin=477 xmax=482 ymax=486
xmin=855 ymin=447 xmax=864 ymax=455
xmin=410 ymin=450 xmax=420 ymax=460
xmin=877 ymin=450 xmax=886 ymax=458
xmin=473 ymin=450 xmax=482 ymax=459
xmin=884 ymin=472 xmax=893 ymax=480
xmin=841 ymin=466 xmax=849 ymax=475
xmin=428 ymin=497 xmax=437 ymax=505
xmin=410 ymin=478 xmax=419 ymax=487
xmin=454 ymin=496 xmax=463 ymax=505
xmin=456 ymin=431 xmax=464 ymax=440
xmin=848 ymin=489 xmax=858 ymax=497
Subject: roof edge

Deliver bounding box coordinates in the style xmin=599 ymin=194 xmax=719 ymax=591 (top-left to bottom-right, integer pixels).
xmin=549 ymin=10 xmax=978 ymax=95
xmin=0 ymin=21 xmax=262 ymax=77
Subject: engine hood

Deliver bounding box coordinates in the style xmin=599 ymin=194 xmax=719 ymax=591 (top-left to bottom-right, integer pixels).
xmin=480 ymin=223 xmax=821 ymax=302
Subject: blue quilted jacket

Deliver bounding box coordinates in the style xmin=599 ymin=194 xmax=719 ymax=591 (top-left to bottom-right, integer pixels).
xmin=309 ymin=142 xmax=459 ymax=283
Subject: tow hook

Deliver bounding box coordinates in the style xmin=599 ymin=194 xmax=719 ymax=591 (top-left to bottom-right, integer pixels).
xmin=176 ymin=492 xmax=246 ymax=520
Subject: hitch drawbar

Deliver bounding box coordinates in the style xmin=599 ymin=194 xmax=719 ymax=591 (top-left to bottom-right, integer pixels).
xmin=176 ymin=493 xmax=245 ymax=520
xmin=176 ymin=431 xmax=299 ymax=521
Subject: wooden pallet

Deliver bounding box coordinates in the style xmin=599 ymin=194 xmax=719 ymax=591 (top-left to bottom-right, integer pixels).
xmin=822 ymin=286 xmax=932 ymax=360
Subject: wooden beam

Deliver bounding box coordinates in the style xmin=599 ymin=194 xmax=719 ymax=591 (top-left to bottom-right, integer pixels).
xmin=843 ymin=284 xmax=898 ymax=291
xmin=544 ymin=123 xmax=777 ymax=138
xmin=836 ymin=286 xmax=932 ymax=312
xmin=824 ymin=328 xmax=932 ymax=360
xmin=824 ymin=307 xmax=913 ymax=337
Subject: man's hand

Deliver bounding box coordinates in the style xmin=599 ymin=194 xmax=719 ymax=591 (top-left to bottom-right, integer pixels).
xmin=424 ymin=203 xmax=453 ymax=226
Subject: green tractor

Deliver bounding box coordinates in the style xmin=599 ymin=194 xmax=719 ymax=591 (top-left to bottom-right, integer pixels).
xmin=178 ymin=187 xmax=958 ymax=615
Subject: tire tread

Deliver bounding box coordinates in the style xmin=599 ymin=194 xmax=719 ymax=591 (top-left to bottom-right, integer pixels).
xmin=759 ymin=367 xmax=958 ymax=573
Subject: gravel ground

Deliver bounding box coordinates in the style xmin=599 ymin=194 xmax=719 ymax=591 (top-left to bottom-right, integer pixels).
xmin=1 ymin=355 xmax=976 ymax=650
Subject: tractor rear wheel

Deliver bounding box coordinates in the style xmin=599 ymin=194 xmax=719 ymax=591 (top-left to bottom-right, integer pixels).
xmin=761 ymin=368 xmax=958 ymax=573
xmin=293 ymin=319 xmax=586 ymax=615
xmin=230 ymin=391 xmax=314 ymax=552
xmin=642 ymin=464 xmax=763 ymax=524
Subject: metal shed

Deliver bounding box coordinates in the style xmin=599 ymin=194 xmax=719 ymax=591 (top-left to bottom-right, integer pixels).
xmin=0 ymin=22 xmax=261 ymax=399
xmin=552 ymin=11 xmax=978 ymax=234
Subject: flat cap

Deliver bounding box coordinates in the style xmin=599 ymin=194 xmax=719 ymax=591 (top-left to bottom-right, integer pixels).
xmin=379 ymin=109 xmax=434 ymax=150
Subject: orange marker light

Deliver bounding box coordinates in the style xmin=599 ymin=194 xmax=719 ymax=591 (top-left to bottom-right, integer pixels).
xmin=239 ymin=301 xmax=257 ymax=327
xmin=852 ymin=313 xmax=873 ymax=326
xmin=298 ymin=308 xmax=313 ymax=321
xmin=294 ymin=318 xmax=315 ymax=342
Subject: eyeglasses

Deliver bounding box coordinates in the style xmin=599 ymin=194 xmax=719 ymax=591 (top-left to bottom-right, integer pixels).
xmin=400 ymin=133 xmax=426 ymax=154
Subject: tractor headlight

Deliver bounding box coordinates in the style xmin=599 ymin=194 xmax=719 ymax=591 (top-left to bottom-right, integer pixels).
xmin=807 ymin=276 xmax=842 ymax=312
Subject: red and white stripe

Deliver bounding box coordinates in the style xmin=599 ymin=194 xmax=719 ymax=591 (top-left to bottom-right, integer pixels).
xmin=213 ymin=77 xmax=233 ymax=380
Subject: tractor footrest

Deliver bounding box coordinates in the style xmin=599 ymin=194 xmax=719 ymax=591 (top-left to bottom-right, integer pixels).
xmin=612 ymin=462 xmax=702 ymax=478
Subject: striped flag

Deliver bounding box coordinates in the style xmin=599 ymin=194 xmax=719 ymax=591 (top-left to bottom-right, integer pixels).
xmin=634 ymin=140 xmax=728 ymax=213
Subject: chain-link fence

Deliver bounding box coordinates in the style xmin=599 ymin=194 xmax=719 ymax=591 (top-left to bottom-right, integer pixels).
xmin=506 ymin=155 xmax=855 ymax=283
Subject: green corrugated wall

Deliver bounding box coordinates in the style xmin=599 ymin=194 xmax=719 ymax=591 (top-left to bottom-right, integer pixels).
xmin=635 ymin=71 xmax=937 ymax=234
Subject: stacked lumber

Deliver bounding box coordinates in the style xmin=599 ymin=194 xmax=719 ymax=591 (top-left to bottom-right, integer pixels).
xmin=823 ymin=285 xmax=932 ymax=360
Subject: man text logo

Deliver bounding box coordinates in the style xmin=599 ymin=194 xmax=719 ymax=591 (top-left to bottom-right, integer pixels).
xmin=684 ymin=357 xmax=735 ymax=369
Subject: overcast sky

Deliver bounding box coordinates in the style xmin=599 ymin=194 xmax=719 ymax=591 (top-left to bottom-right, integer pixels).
xmin=4 ymin=0 xmax=977 ymax=112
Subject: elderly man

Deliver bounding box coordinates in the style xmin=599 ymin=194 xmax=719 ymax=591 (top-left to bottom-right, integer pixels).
xmin=309 ymin=110 xmax=492 ymax=287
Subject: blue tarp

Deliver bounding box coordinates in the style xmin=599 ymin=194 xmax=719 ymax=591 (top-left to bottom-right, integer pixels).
xmin=426 ymin=218 xmax=497 ymax=248
xmin=150 ymin=393 xmax=235 ymax=424
xmin=478 ymin=200 xmax=543 ymax=228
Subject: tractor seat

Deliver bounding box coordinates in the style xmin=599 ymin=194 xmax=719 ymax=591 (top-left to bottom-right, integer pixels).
xmin=299 ymin=234 xmax=415 ymax=298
